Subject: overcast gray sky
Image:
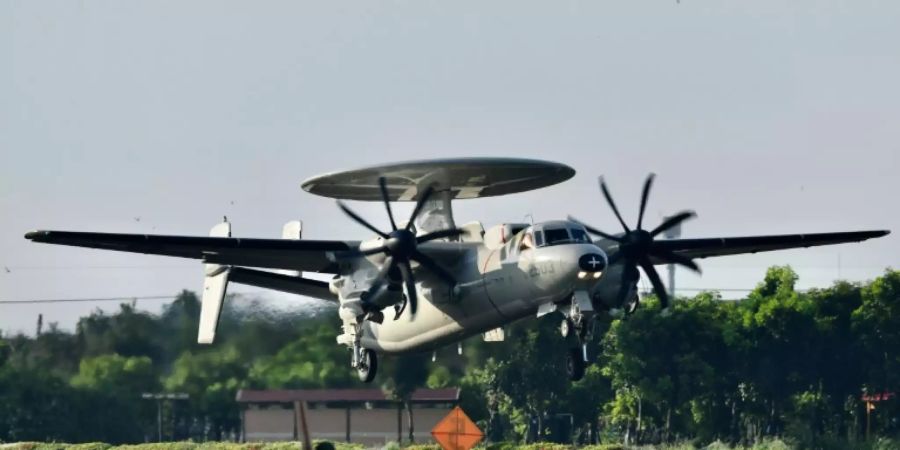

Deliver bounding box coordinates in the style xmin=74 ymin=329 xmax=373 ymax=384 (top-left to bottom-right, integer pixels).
xmin=1 ymin=1 xmax=897 ymax=334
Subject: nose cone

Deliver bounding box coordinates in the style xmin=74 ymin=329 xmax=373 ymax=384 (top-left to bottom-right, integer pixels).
xmin=578 ymin=253 xmax=607 ymax=272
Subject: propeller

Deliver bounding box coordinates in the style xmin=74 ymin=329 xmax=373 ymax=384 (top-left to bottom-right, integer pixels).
xmin=569 ymin=174 xmax=699 ymax=310
xmin=337 ymin=177 xmax=463 ymax=316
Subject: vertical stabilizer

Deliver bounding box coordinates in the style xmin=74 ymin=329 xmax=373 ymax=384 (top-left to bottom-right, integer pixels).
xmin=280 ymin=220 xmax=303 ymax=277
xmin=198 ymin=220 xmax=231 ymax=344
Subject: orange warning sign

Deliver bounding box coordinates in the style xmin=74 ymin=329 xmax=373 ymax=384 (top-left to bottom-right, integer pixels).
xmin=431 ymin=406 xmax=484 ymax=450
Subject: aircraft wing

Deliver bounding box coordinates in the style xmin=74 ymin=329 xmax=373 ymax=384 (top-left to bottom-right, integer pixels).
xmin=24 ymin=230 xmax=356 ymax=273
xmin=647 ymin=230 xmax=889 ymax=262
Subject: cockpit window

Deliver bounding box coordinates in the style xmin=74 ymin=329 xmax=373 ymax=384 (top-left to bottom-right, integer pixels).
xmin=543 ymin=228 xmax=572 ymax=246
xmin=570 ymin=227 xmax=591 ymax=243
xmin=534 ymin=230 xmax=545 ymax=247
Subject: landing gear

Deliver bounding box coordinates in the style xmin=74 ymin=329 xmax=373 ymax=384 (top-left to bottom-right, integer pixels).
xmin=560 ymin=318 xmax=574 ymax=339
xmin=347 ymin=320 xmax=377 ymax=383
xmin=624 ymin=295 xmax=639 ymax=316
xmin=566 ymin=347 xmax=585 ymax=381
xmin=356 ymin=348 xmax=378 ymax=383
xmin=560 ymin=292 xmax=594 ymax=382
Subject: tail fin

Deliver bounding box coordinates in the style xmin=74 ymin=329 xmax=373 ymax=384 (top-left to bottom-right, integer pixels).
xmin=279 ymin=220 xmax=302 ymax=277
xmin=197 ymin=220 xmax=231 ymax=344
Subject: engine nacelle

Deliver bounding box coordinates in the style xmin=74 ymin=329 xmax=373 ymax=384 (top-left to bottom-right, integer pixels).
xmin=589 ymin=263 xmax=640 ymax=311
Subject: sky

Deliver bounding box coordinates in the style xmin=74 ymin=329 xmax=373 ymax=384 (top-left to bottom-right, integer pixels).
xmin=1 ymin=1 xmax=897 ymax=334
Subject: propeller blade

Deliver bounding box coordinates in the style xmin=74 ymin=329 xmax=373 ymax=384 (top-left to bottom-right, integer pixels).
xmin=615 ymin=263 xmax=638 ymax=309
xmin=648 ymin=248 xmax=702 ymax=273
xmin=568 ymin=216 xmax=623 ymax=242
xmin=397 ymin=259 xmax=418 ymax=315
xmin=377 ymin=255 xmax=394 ymax=280
xmin=406 ymin=185 xmax=435 ymax=231
xmin=639 ymin=258 xmax=669 ymax=309
xmin=363 ymin=255 xmax=394 ymax=304
xmin=650 ymin=210 xmax=696 ymax=237
xmin=599 ymin=177 xmax=631 ymax=233
xmin=337 ymin=201 xmax=389 ymax=239
xmin=411 ymin=250 xmax=456 ymax=285
xmin=416 ymin=228 xmax=465 ymax=243
xmin=636 ymin=173 xmax=655 ymax=230
xmin=378 ymin=177 xmax=398 ymax=231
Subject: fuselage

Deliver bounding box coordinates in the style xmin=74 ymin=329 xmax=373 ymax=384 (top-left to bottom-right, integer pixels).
xmin=357 ymin=220 xmax=608 ymax=353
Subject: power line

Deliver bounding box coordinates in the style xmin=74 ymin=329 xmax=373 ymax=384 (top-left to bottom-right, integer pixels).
xmin=0 ymin=295 xmax=178 ymax=305
xmin=3 ymin=265 xmax=193 ymax=271
xmin=0 ymin=291 xmax=281 ymax=305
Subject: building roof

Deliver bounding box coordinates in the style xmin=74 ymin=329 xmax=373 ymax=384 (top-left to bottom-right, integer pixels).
xmin=236 ymin=388 xmax=460 ymax=404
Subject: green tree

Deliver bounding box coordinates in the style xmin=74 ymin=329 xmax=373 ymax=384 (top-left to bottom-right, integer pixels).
xmin=164 ymin=345 xmax=247 ymax=440
xmin=384 ymin=353 xmax=431 ymax=443
xmin=248 ymin=319 xmax=355 ymax=389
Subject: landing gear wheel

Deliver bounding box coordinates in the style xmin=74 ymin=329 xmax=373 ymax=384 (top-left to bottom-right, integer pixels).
xmin=357 ymin=349 xmax=378 ymax=383
xmin=565 ymin=348 xmax=585 ymax=382
xmin=625 ymin=297 xmax=639 ymax=316
xmin=560 ymin=318 xmax=574 ymax=338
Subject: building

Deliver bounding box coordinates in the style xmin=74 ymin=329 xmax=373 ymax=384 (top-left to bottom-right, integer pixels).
xmin=236 ymin=388 xmax=460 ymax=445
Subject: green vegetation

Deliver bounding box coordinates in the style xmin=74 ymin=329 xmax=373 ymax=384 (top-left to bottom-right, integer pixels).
xmin=1 ymin=268 xmax=898 ymax=449
xmin=0 ymin=441 xmax=816 ymax=450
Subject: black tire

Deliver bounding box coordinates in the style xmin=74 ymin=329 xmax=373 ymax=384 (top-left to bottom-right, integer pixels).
xmin=357 ymin=349 xmax=378 ymax=383
xmin=566 ymin=348 xmax=585 ymax=382
xmin=625 ymin=297 xmax=639 ymax=316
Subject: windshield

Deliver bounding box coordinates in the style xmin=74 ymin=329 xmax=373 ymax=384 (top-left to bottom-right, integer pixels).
xmin=535 ymin=226 xmax=592 ymax=247
xmin=543 ymin=228 xmax=572 ymax=246
xmin=570 ymin=227 xmax=591 ymax=243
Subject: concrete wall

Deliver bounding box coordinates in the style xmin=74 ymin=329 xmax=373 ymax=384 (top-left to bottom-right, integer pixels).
xmin=243 ymin=404 xmax=454 ymax=446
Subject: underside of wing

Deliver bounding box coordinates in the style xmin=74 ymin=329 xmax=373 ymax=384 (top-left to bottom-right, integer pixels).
xmin=24 ymin=230 xmax=356 ymax=273
xmin=648 ymin=230 xmax=889 ymax=262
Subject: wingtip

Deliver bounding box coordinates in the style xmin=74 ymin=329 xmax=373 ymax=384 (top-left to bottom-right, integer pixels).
xmin=24 ymin=230 xmax=46 ymax=241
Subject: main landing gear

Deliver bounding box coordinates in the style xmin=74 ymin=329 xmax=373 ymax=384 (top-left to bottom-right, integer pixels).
xmin=346 ymin=320 xmax=378 ymax=383
xmin=356 ymin=348 xmax=378 ymax=383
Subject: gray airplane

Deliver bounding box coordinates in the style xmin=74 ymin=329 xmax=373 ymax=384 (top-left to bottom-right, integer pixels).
xmin=24 ymin=158 xmax=889 ymax=382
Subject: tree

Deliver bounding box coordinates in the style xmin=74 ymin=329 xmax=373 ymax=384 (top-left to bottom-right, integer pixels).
xmin=164 ymin=345 xmax=248 ymax=440
xmin=248 ymin=319 xmax=356 ymax=389
xmin=384 ymin=353 xmax=430 ymax=443
xmin=71 ymin=353 xmax=158 ymax=394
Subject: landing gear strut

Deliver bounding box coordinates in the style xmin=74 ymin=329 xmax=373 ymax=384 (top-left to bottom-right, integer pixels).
xmin=346 ymin=320 xmax=378 ymax=383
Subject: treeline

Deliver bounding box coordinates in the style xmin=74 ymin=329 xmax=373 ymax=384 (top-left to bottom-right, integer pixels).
xmin=1 ymin=267 xmax=898 ymax=449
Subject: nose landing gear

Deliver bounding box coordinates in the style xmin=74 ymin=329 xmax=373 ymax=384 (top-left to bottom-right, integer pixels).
xmin=560 ymin=291 xmax=595 ymax=382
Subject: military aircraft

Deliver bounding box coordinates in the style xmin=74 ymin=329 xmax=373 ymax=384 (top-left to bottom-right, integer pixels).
xmin=24 ymin=158 xmax=889 ymax=382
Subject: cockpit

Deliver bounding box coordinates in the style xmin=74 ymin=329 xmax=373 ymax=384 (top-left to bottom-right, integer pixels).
xmin=532 ymin=222 xmax=592 ymax=248
xmin=506 ymin=220 xmax=594 ymax=254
